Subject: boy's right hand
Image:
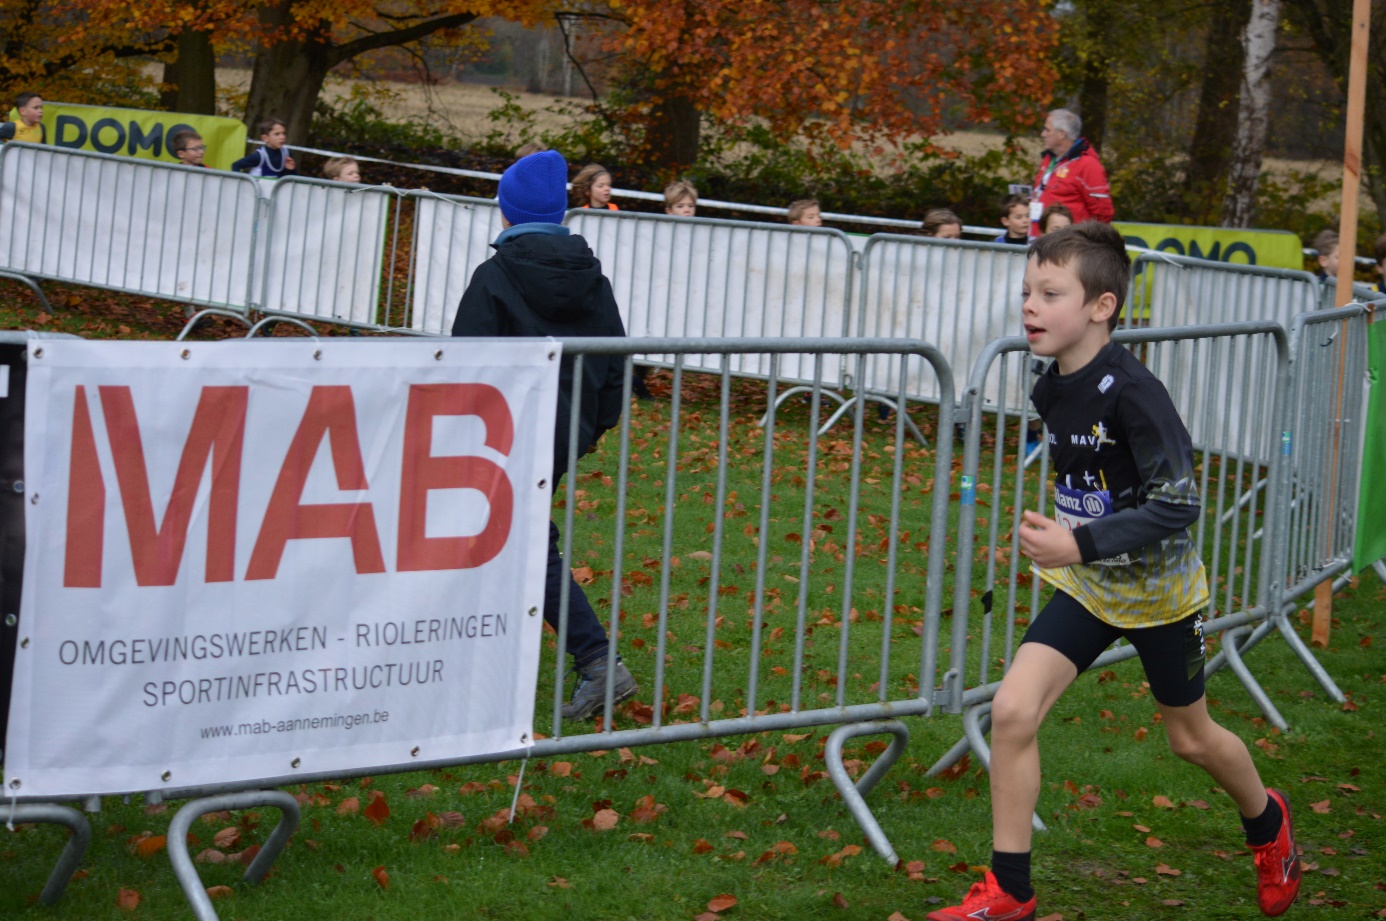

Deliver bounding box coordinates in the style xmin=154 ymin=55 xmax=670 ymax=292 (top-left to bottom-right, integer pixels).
xmin=284 ymin=156 xmax=296 ymax=171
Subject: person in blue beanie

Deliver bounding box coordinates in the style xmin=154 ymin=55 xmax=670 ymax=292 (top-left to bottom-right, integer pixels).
xmin=451 ymin=150 xmax=638 ymax=721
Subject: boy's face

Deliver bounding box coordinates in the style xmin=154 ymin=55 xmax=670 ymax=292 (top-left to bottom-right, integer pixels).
xmin=338 ymin=162 xmax=361 ymax=183
xmin=176 ymin=140 xmax=206 ymax=167
xmin=793 ymin=206 xmax=822 ymax=227
xmin=1022 ymin=256 xmax=1115 ymax=375
xmin=1003 ymin=204 xmax=1030 ymax=236
xmin=262 ymin=124 xmax=287 ymax=149
xmin=666 ymin=196 xmax=696 ymax=216
xmin=17 ymin=96 xmax=42 ymax=126
xmin=1319 ymin=245 xmax=1339 ymax=276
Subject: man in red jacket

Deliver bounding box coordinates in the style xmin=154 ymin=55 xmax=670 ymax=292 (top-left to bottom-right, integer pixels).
xmin=1031 ymin=109 xmax=1113 ymax=236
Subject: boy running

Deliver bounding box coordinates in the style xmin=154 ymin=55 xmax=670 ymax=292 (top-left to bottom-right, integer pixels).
xmin=930 ymin=222 xmax=1300 ymax=921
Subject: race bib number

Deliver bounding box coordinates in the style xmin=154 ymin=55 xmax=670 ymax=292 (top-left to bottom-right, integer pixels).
xmin=1051 ymin=483 xmax=1130 ymax=566
xmin=1029 ymin=200 xmax=1045 ymax=222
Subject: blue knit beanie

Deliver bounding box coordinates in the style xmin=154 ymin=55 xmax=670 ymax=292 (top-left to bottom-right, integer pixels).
xmin=498 ymin=150 xmax=568 ymax=225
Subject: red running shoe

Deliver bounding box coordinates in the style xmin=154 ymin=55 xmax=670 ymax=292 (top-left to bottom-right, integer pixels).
xmin=1250 ymin=788 xmax=1301 ymax=916
xmin=927 ymin=871 xmax=1036 ymax=921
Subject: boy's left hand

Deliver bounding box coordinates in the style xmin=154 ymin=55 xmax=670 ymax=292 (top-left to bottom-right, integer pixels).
xmin=1019 ymin=511 xmax=1082 ymax=568
xmin=284 ymin=155 xmax=296 ymax=171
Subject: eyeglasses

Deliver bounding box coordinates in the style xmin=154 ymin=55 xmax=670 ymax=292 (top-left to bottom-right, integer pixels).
xmin=184 ymin=145 xmax=207 ymax=152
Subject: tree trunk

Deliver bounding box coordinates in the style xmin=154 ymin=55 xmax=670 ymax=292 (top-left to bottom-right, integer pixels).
xmin=244 ymin=0 xmax=481 ymax=145
xmin=645 ymin=92 xmax=701 ymax=171
xmin=1223 ymin=0 xmax=1281 ymax=227
xmin=1185 ymin=0 xmax=1253 ymax=222
xmin=162 ymin=30 xmax=217 ymax=115
xmin=1078 ymin=60 xmax=1108 ymax=150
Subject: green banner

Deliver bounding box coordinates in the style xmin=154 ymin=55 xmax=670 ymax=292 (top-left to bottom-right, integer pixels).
xmin=1114 ymin=222 xmax=1306 ymax=271
xmin=39 ymin=102 xmax=247 ymax=171
xmin=1353 ymin=319 xmax=1386 ymax=571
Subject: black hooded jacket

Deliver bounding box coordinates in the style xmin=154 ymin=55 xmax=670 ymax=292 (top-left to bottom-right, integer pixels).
xmin=451 ymin=227 xmax=627 ymax=480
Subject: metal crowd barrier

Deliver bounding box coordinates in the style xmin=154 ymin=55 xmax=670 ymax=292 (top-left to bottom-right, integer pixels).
xmin=844 ymin=235 xmax=1028 ymax=427
xmin=926 ymin=322 xmax=1299 ymax=821
xmin=2 ymin=333 xmax=962 ymax=919
xmin=564 ymin=210 xmax=857 ymax=388
xmin=0 ymin=142 xmax=261 ymax=313
xmin=254 ymin=177 xmax=399 ymax=328
xmin=401 ymin=191 xmax=506 ymax=335
xmin=1128 ymin=251 xmax=1320 ymax=330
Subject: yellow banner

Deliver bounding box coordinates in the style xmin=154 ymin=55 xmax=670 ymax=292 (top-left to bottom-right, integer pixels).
xmin=1114 ymin=222 xmax=1306 ymax=271
xmin=40 ymin=103 xmax=247 ymax=171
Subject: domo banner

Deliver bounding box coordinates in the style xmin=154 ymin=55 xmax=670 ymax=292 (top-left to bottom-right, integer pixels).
xmin=41 ymin=102 xmax=248 ymax=170
xmin=5 ymin=339 xmax=558 ymax=797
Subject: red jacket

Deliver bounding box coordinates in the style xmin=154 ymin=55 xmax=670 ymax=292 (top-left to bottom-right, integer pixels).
xmin=1032 ymin=139 xmax=1114 ymax=232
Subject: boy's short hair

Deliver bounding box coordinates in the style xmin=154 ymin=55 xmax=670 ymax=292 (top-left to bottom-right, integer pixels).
xmin=168 ymin=130 xmax=202 ymax=155
xmin=15 ymin=91 xmax=39 ymax=110
xmin=258 ymin=117 xmax=287 ymax=136
xmin=1039 ymin=204 xmax=1074 ymax=233
xmin=1313 ymin=229 xmax=1339 ymax=255
xmin=922 ymin=208 xmax=962 ymax=236
xmin=322 ymin=156 xmax=358 ymax=180
xmin=664 ymin=180 xmax=698 ymax=207
xmin=515 ymin=141 xmax=547 ymax=158
xmin=1030 ymin=221 xmax=1131 ymax=331
xmin=786 ymin=199 xmax=819 ymax=222
xmin=1374 ymin=232 xmax=1386 ymax=266
xmin=1002 ymin=193 xmax=1029 ymax=212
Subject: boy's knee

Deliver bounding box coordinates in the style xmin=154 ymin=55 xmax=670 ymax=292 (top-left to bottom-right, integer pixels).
xmin=1165 ymin=725 xmax=1212 ymax=764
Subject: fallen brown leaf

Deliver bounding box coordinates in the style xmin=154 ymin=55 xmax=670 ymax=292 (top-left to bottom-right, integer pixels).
xmin=708 ymin=893 xmax=738 ymax=912
xmin=116 ymin=888 xmax=141 ymax=911
xmin=206 ymin=885 xmax=233 ymax=901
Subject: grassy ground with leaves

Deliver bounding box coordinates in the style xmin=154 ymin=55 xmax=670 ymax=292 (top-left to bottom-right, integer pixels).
xmin=2 ymin=289 xmax=1384 ymax=921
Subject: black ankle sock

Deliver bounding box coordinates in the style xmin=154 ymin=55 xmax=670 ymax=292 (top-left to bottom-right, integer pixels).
xmin=991 ymin=850 xmax=1034 ymax=902
xmin=1242 ymin=793 xmax=1282 ymax=846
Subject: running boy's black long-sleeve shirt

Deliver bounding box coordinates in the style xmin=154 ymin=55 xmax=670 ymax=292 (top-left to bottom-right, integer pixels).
xmin=1030 ymin=341 xmax=1209 ymax=628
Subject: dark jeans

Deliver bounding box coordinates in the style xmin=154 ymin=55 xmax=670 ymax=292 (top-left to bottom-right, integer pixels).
xmin=545 ymin=519 xmax=610 ymax=668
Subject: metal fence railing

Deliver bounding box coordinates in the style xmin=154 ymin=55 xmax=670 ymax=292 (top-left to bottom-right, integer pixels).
xmin=3 ymin=333 xmax=960 ymax=919
xmin=1127 ymin=251 xmax=1321 ymax=330
xmin=0 ymin=142 xmax=262 ymax=313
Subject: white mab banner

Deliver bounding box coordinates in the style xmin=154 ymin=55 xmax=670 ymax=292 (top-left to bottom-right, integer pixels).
xmin=5 ymin=339 xmax=558 ymax=797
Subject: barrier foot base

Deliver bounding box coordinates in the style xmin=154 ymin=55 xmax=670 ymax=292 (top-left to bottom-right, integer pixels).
xmin=178 ymin=309 xmax=252 ymax=340
xmin=167 ymin=790 xmax=302 ymax=921
xmin=1217 ymin=625 xmax=1289 ymax=731
xmin=0 ymin=269 xmax=51 ymax=314
xmin=925 ymin=715 xmax=990 ymax=778
xmin=825 ymin=719 xmax=910 ymax=864
xmin=959 ymin=704 xmax=1046 ymax=833
xmin=1 ymin=802 xmax=92 ymax=905
xmin=819 ymin=395 xmax=928 ymax=446
xmin=759 ymin=384 xmax=847 ymax=429
xmin=1273 ymin=614 xmax=1346 ymax=703
xmin=1373 ymin=560 xmax=1386 ymax=583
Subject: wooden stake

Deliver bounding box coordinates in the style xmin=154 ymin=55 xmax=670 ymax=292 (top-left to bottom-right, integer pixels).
xmin=1317 ymin=0 xmax=1372 ymax=647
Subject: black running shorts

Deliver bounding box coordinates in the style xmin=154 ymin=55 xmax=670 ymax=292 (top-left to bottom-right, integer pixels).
xmin=1021 ymin=590 xmax=1207 ymax=707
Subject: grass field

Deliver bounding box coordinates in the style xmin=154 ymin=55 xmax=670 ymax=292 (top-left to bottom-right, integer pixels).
xmin=2 ymin=289 xmax=1384 ymax=921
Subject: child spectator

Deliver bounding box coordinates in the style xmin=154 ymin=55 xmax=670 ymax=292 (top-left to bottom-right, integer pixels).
xmin=996 ymin=194 xmax=1031 ymax=245
xmin=922 ymin=208 xmax=963 ymax=239
xmin=928 ymin=221 xmax=1300 ymax=921
xmin=323 ymin=157 xmax=361 ymax=183
xmin=787 ymin=199 xmax=822 ymax=226
xmin=664 ymin=180 xmax=698 ymax=216
xmin=0 ymin=92 xmax=44 ymax=144
xmin=572 ymin=163 xmax=617 ymax=210
xmin=1038 ymin=204 xmax=1074 ymax=235
xmin=1313 ymin=229 xmax=1339 ymax=282
xmin=169 ymin=130 xmax=208 ymax=167
xmin=515 ymin=141 xmax=547 ymax=158
xmin=450 ymin=150 xmax=638 ymax=720
xmin=231 ymin=118 xmax=297 ymax=178
xmin=1375 ymin=233 xmax=1386 ymax=292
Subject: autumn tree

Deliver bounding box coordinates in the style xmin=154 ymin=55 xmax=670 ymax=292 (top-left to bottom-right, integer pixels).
xmin=1282 ymin=0 xmax=1386 ymax=230
xmin=573 ymin=0 xmax=1059 ymax=171
xmin=241 ymin=0 xmax=555 ymax=142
